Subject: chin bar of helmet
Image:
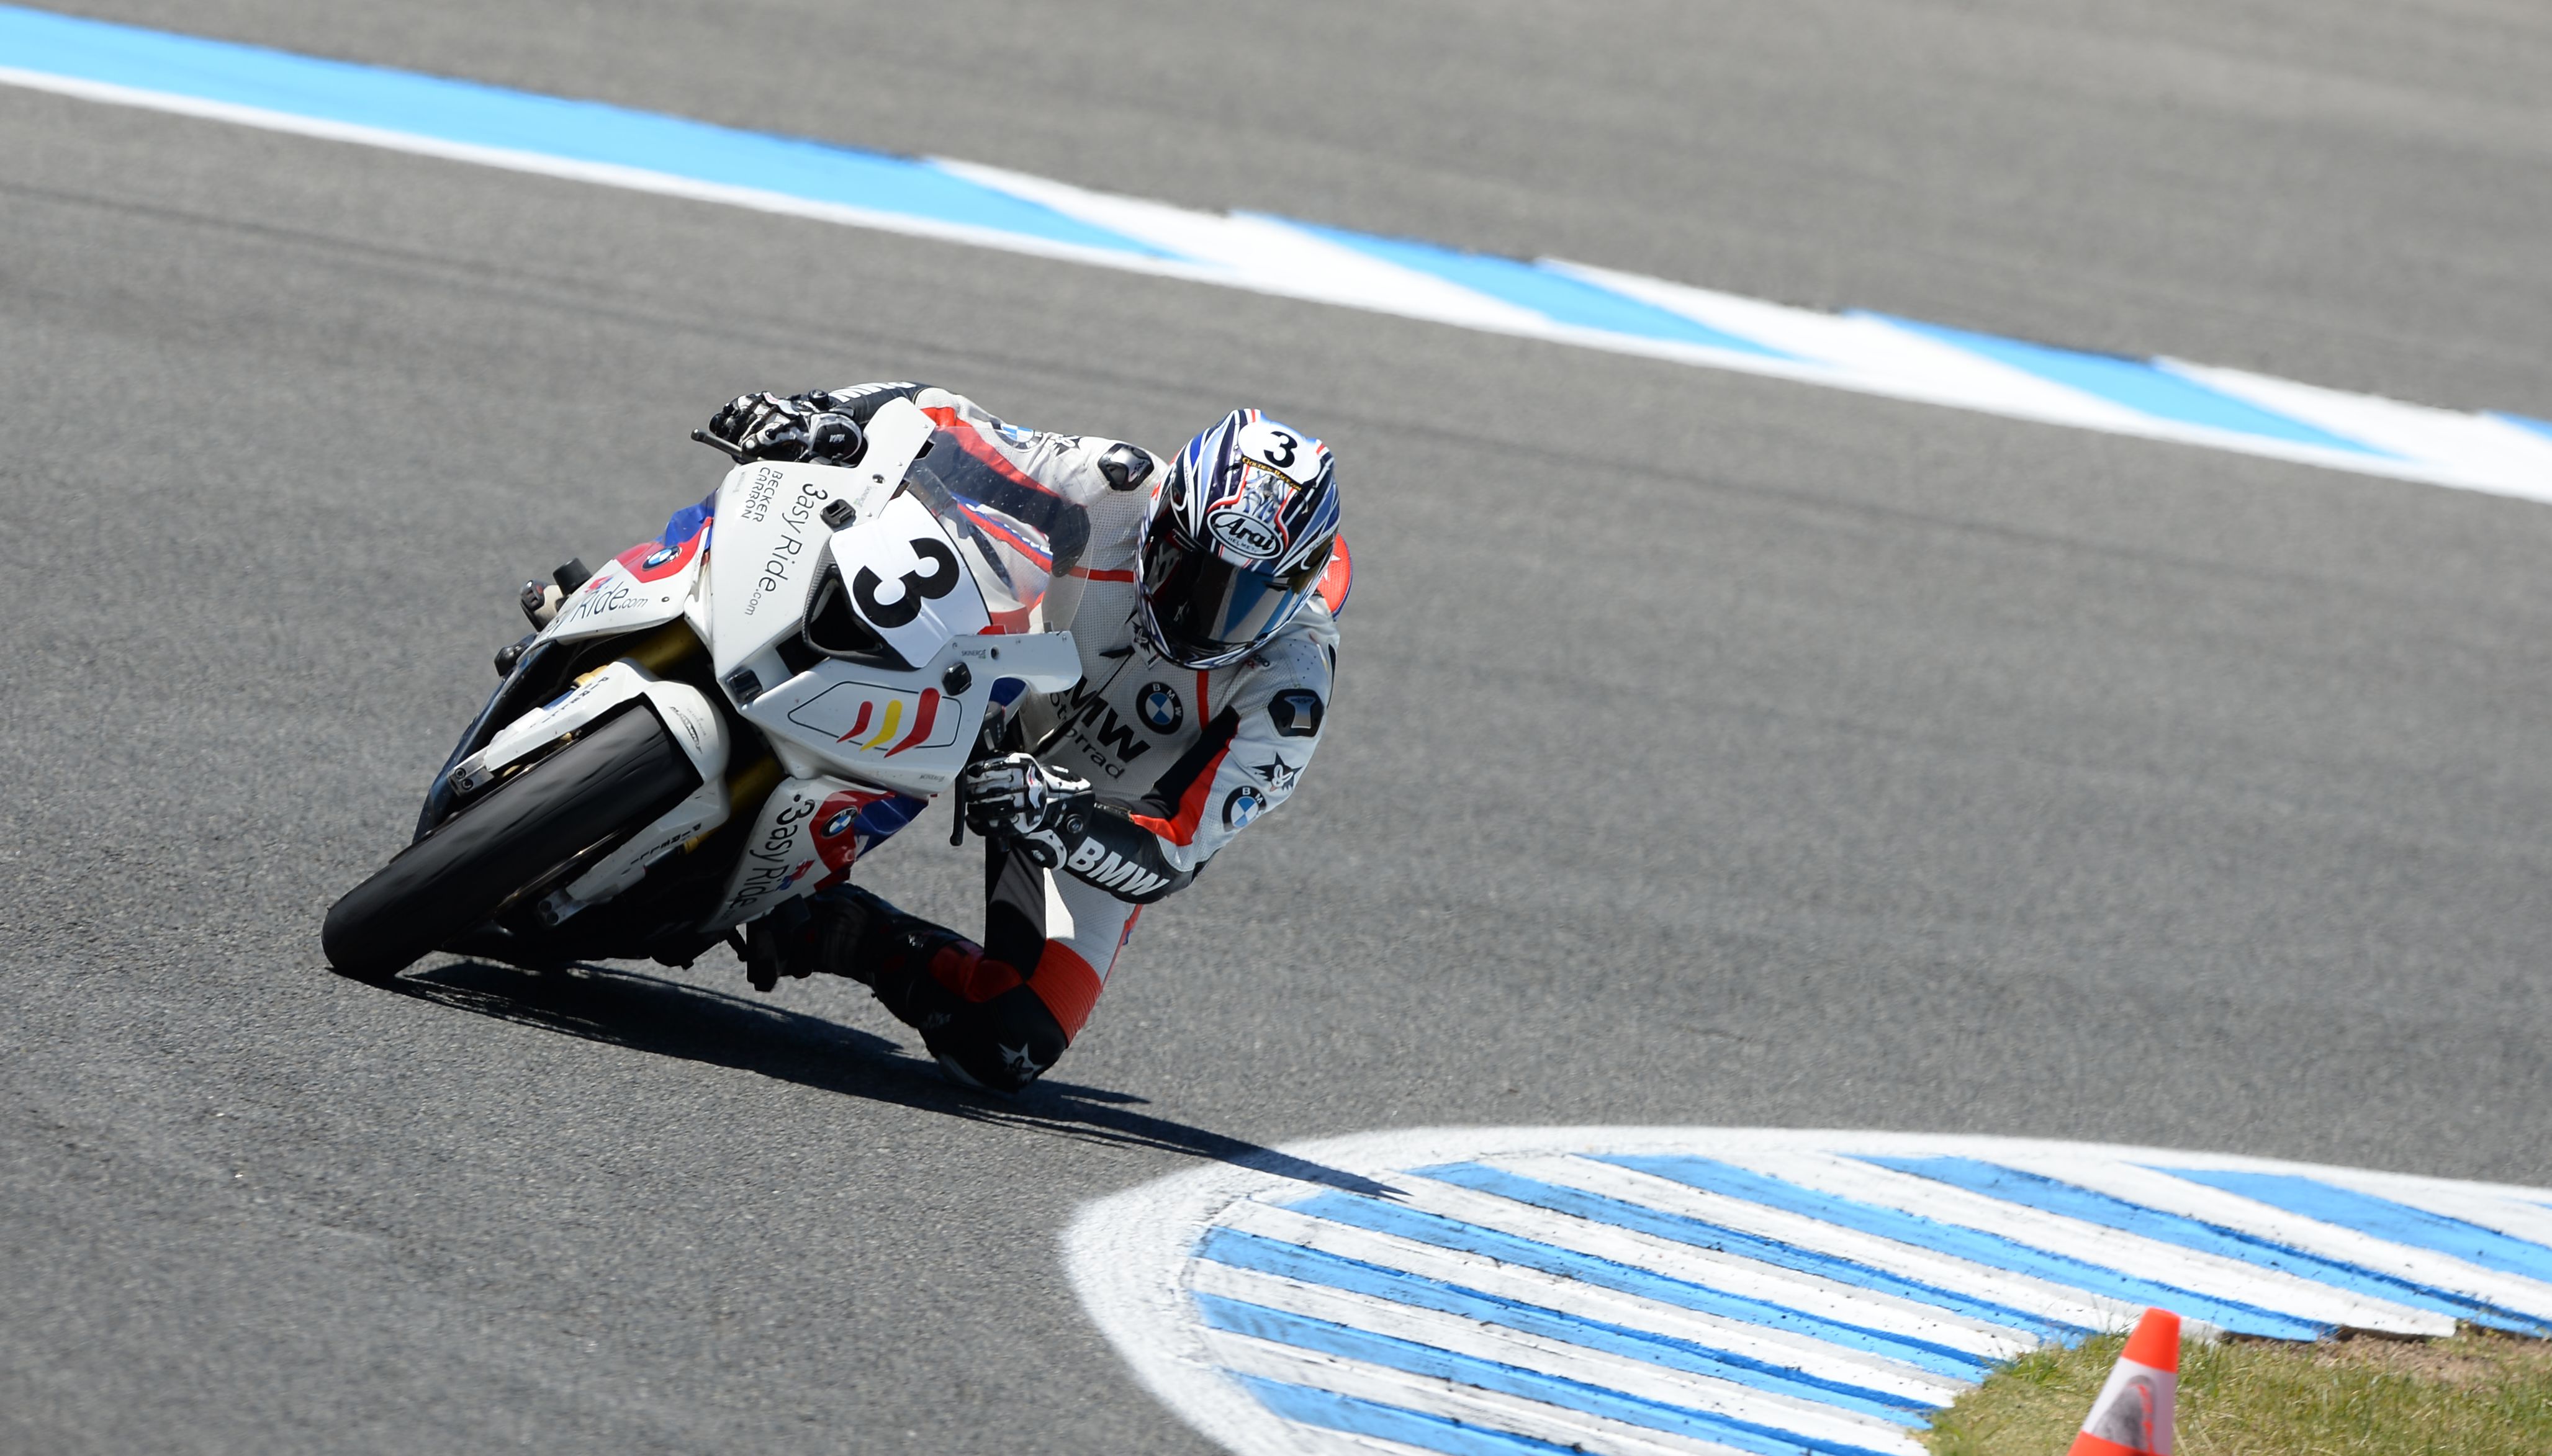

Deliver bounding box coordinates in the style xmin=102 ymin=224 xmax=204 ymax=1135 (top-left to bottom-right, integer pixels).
xmin=1133 ymin=590 xmax=1298 ymax=670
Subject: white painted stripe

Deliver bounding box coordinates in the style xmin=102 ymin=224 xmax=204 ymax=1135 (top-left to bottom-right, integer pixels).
xmin=1264 ymin=1420 xmax=1443 ymax=1456
xmin=954 ymin=138 xmax=2552 ymax=500
xmin=1211 ymin=1330 xmax=1763 ymax=1456
xmin=2307 ymin=1162 xmax=2552 ymax=1254
xmin=2309 ymin=1172 xmax=2552 ymax=1260
xmin=2161 ymin=361 xmax=2552 ymax=506
xmin=1468 ymin=1157 xmax=2140 ymax=1339
xmin=9 ymin=25 xmax=2551 ymax=503
xmin=945 ymin=158 xmax=1872 ymax=382
xmin=0 ymin=62 xmax=1836 ymax=396
xmin=1220 ymin=1202 xmax=1965 ymax=1406
xmin=1309 ymin=1432 xmax=1438 ymax=1456
xmin=1194 ymin=1262 xmax=1926 ymax=1453
xmin=1546 ymin=262 xmax=2160 ymax=433
xmin=929 ymin=159 xmax=1554 ymax=332
xmin=1543 ymin=262 xmax=2525 ymax=492
xmin=1697 ymin=1153 xmax=2450 ymax=1337
xmin=0 ymin=66 xmax=1228 ymax=279
xmin=1071 ymin=1129 xmax=2552 ymax=1456
xmin=1256 ymin=1424 xmax=1439 ymax=1456
xmin=1376 ymin=1178 xmax=2039 ymax=1359
xmin=1988 ymin=1153 xmax=2552 ymax=1324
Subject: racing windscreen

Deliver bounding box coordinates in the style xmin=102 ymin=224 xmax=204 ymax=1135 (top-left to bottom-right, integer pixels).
xmin=901 ymin=428 xmax=1091 ymax=633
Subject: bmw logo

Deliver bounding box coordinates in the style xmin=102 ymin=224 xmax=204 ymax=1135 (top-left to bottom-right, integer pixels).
xmin=1223 ymin=784 xmax=1266 ymax=829
xmin=821 ymin=807 xmax=857 ymax=838
xmin=642 ymin=544 xmax=679 ymax=568
xmin=1138 ymin=681 xmax=1183 ymax=734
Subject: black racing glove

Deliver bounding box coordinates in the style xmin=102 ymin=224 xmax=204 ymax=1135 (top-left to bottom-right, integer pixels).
xmin=957 ymin=753 xmax=1094 ymax=869
xmin=956 ymin=754 xmax=1196 ymax=901
xmin=806 ymin=382 xmax=925 ymax=426
xmin=704 ymin=392 xmax=864 ymax=465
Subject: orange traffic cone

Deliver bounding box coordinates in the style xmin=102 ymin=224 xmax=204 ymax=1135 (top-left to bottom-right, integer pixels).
xmin=2066 ymin=1308 xmax=2180 ymax=1456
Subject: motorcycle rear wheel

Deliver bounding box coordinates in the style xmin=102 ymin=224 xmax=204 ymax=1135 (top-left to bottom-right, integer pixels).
xmin=322 ymin=704 xmax=701 ymax=981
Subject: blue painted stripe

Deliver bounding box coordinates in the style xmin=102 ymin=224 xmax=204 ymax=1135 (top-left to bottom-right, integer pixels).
xmin=2492 ymin=411 xmax=2552 ymax=445
xmin=1285 ymin=1192 xmax=1996 ymax=1380
xmin=0 ymin=4 xmax=1166 ymax=258
xmin=1199 ymin=1227 xmax=1933 ymax=1421
xmin=1427 ymin=1165 xmax=2086 ymax=1341
xmin=1235 ymin=1377 xmax=1586 ymax=1456
xmin=1285 ymin=219 xmax=1789 ymax=357
xmin=2157 ymin=1169 xmax=2552 ymax=1290
xmin=1199 ymin=1295 xmax=1906 ymax=1456
xmin=1867 ymin=315 xmax=2391 ymax=454
xmin=1586 ymin=1158 xmax=2327 ymax=1341
xmin=1861 ymin=1157 xmax=2546 ymax=1336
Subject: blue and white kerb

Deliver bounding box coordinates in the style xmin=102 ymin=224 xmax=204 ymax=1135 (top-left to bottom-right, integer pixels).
xmin=7 ymin=4 xmax=2548 ymax=502
xmin=1070 ymin=1128 xmax=2552 ymax=1456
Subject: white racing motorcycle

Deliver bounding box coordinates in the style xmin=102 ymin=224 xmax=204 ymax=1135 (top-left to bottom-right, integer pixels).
xmin=322 ymin=399 xmax=1087 ymax=979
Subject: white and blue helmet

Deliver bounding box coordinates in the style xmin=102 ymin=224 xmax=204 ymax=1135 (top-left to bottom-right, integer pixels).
xmin=1137 ymin=409 xmax=1340 ymax=668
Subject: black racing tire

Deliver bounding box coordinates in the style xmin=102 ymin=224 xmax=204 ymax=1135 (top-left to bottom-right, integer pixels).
xmin=322 ymin=705 xmax=700 ymax=981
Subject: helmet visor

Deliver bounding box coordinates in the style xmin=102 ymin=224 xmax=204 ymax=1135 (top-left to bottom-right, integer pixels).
xmin=1141 ymin=528 xmax=1328 ymax=664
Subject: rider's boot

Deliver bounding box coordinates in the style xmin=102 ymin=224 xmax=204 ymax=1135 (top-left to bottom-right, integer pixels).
xmin=742 ymin=885 xmax=1064 ymax=1093
xmin=739 ymin=887 xmax=879 ymax=992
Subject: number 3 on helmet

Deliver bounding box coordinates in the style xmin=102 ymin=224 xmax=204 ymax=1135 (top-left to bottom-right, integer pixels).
xmin=1137 ymin=410 xmax=1341 ymax=669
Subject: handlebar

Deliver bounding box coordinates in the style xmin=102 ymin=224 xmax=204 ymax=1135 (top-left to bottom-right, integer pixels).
xmin=690 ymin=429 xmax=752 ymax=464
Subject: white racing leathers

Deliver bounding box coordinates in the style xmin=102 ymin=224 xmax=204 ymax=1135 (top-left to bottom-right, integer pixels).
xmin=780 ymin=385 xmax=1340 ymax=1090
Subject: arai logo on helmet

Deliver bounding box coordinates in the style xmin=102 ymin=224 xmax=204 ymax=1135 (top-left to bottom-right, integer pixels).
xmin=1206 ymin=508 xmax=1283 ymax=560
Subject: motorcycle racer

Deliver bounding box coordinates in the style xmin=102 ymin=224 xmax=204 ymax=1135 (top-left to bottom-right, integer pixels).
xmin=690 ymin=384 xmax=1347 ymax=1093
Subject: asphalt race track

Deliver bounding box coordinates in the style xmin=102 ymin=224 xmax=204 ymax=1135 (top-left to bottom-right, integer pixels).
xmin=5 ymin=3 xmax=2551 ymax=1452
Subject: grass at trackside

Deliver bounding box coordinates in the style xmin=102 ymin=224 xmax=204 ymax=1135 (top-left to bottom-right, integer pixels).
xmin=1921 ymin=1329 xmax=2552 ymax=1456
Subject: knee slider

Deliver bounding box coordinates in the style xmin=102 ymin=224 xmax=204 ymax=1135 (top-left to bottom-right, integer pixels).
xmin=926 ymin=984 xmax=1067 ymax=1094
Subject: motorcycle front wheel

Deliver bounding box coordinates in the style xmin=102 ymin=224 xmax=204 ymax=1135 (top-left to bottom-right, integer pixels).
xmin=322 ymin=704 xmax=701 ymax=981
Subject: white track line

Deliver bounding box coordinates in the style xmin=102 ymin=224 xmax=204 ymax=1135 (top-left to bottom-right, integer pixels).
xmin=929 ymin=159 xmax=1554 ymax=332
xmin=1596 ymin=1153 xmax=2446 ymax=1337
xmin=1211 ymin=1331 xmax=1762 ymax=1456
xmin=2313 ymin=1171 xmax=2552 ymax=1256
xmin=1219 ymin=1202 xmax=1964 ymax=1405
xmin=1364 ymin=1178 xmax=2041 ymax=1359
xmin=1542 ymin=262 xmax=2533 ymax=496
xmin=1194 ymin=1262 xmax=1926 ymax=1454
xmin=10 ymin=18 xmax=2550 ymax=503
xmin=1439 ymin=1160 xmax=2137 ymax=1339
xmin=1988 ymin=1152 xmax=2552 ymax=1324
xmin=1548 ymin=262 xmax=2163 ymax=434
xmin=1069 ymin=1129 xmax=2552 ymax=1456
xmin=2161 ymin=361 xmax=2552 ymax=505
xmin=0 ymin=66 xmax=1220 ymax=279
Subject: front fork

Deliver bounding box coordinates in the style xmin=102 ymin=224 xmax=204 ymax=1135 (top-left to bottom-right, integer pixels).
xmin=431 ymin=620 xmax=901 ymax=939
